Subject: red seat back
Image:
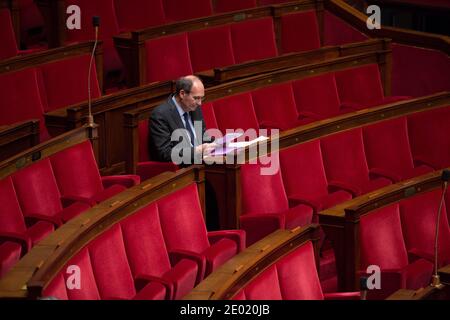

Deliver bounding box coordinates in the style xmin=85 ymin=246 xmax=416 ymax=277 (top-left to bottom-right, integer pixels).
xmin=12 ymin=159 xmax=63 ymax=219
xmin=0 ymin=177 xmax=27 ymax=235
xmin=292 ymin=73 xmax=341 ymax=119
xmin=241 ymin=163 xmax=289 ymax=215
xmin=114 ymin=0 xmax=166 ymax=30
xmin=400 ymin=190 xmax=450 ymax=266
xmin=251 ymin=83 xmax=300 ymax=130
xmin=335 ymin=64 xmax=385 ymax=106
xmin=280 ymin=11 xmax=321 ymax=54
xmin=0 ymin=9 xmax=19 ymax=60
xmin=145 ymin=33 xmax=193 ymax=83
xmin=360 ymin=204 xmax=409 ymax=270
xmin=50 ymin=141 xmax=103 ymax=199
xmin=157 ymin=183 xmax=210 ymax=254
xmin=188 ymin=25 xmax=235 ymax=72
xmin=39 ymin=55 xmax=101 ymax=112
xmin=214 ymin=0 xmax=256 ymax=13
xmin=280 ymin=140 xmax=329 ymax=201
xmin=213 ymin=93 xmax=259 ymax=132
xmin=230 ymin=17 xmax=278 ymax=64
xmin=163 ymin=0 xmax=212 ymax=22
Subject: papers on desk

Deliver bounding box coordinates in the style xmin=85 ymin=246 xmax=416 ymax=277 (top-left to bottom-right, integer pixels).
xmin=214 ymin=132 xmax=243 ymax=146
xmin=209 ymin=135 xmax=268 ymax=157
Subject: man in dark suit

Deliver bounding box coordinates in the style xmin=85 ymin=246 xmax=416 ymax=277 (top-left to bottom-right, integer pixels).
xmin=149 ymin=75 xmax=215 ymax=165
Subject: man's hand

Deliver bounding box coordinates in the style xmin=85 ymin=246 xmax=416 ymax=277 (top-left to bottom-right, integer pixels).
xmin=195 ymin=143 xmax=217 ymax=156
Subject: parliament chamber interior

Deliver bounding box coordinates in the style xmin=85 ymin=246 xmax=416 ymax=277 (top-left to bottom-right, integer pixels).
xmin=0 ymin=0 xmax=449 ymax=302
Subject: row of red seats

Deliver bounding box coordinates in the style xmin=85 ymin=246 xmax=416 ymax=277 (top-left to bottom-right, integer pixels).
xmin=233 ymin=241 xmax=359 ymax=300
xmin=42 ymin=183 xmax=245 ymax=300
xmin=0 ymin=141 xmax=140 ymax=278
xmin=202 ymin=64 xmax=406 ymax=133
xmin=144 ymin=13 xmax=321 ymax=83
xmin=360 ymin=189 xmax=450 ymax=299
xmin=240 ymin=109 xmax=450 ymax=245
xmin=0 ymin=55 xmax=101 ymax=140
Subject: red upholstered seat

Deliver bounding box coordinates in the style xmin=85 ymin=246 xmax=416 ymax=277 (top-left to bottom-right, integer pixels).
xmin=251 ymin=83 xmax=308 ymax=131
xmin=42 ymin=274 xmax=69 ymax=300
xmin=188 ymin=25 xmax=235 ymax=73
xmin=213 ymin=93 xmax=259 ymax=133
xmin=240 ymin=163 xmax=313 ymax=245
xmin=136 ymin=119 xmax=178 ymax=181
xmin=0 ymin=177 xmax=54 ymax=254
xmin=280 ymin=11 xmax=321 ymax=54
xmin=89 ymin=225 xmax=166 ymax=300
xmin=335 ymin=64 xmax=409 ymax=109
xmin=237 ymin=241 xmax=359 ymax=300
xmin=145 ymin=33 xmax=193 ymax=83
xmin=214 ymin=0 xmax=256 ymax=13
xmin=407 ymin=106 xmax=450 ymax=170
xmin=400 ymin=190 xmax=450 ymax=268
xmin=201 ymin=102 xmax=218 ymax=130
xmin=121 ymin=204 xmax=198 ymax=300
xmin=280 ymin=140 xmax=352 ymax=213
xmin=157 ymin=184 xmax=245 ymax=281
xmin=323 ymin=11 xmax=368 ymax=46
xmin=163 ymin=0 xmax=212 ymax=22
xmin=363 ymin=117 xmax=433 ymax=182
xmin=0 ymin=242 xmax=22 ymax=278
xmin=360 ymin=204 xmax=433 ymax=299
xmin=39 ymin=54 xmax=101 ymax=112
xmin=0 ymin=68 xmax=49 ymax=140
xmin=320 ymin=128 xmax=391 ymax=197
xmin=114 ymin=0 xmax=166 ymax=31
xmin=292 ymin=73 xmax=344 ymax=120
xmin=64 ymin=0 xmax=122 ymax=74
xmin=230 ymin=17 xmax=278 ymax=64
xmin=0 ymin=9 xmax=19 ymax=60
xmin=12 ymin=159 xmax=90 ymax=226
xmin=50 ymin=141 xmax=139 ymax=206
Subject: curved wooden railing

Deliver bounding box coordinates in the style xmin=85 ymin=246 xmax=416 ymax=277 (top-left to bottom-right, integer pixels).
xmin=184 ymin=224 xmax=320 ymax=300
xmin=0 ymin=166 xmax=205 ymax=299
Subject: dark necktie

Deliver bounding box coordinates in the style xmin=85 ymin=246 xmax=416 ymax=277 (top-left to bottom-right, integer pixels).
xmin=183 ymin=112 xmax=196 ymax=146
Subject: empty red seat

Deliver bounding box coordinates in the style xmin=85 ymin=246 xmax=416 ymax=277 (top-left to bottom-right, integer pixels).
xmin=114 ymin=0 xmax=166 ymax=31
xmin=50 ymin=141 xmax=140 ymax=206
xmin=145 ymin=33 xmax=193 ymax=83
xmin=280 ymin=140 xmax=352 ymax=213
xmin=0 ymin=9 xmax=19 ymax=60
xmin=240 ymin=163 xmax=313 ymax=245
xmin=0 ymin=242 xmax=22 ymax=278
xmin=213 ymin=93 xmax=259 ymax=133
xmin=360 ymin=204 xmax=433 ymax=299
xmin=64 ymin=0 xmax=122 ymax=74
xmin=399 ymin=190 xmax=450 ymax=268
xmin=201 ymin=102 xmax=218 ymax=130
xmin=335 ymin=64 xmax=408 ymax=109
xmin=214 ymin=0 xmax=256 ymax=13
xmin=12 ymin=159 xmax=90 ymax=226
xmin=0 ymin=68 xmax=49 ymax=140
xmin=363 ymin=117 xmax=433 ymax=182
xmin=236 ymin=241 xmax=359 ymax=300
xmin=0 ymin=177 xmax=54 ymax=254
xmin=163 ymin=0 xmax=212 ymax=22
xmin=38 ymin=54 xmax=101 ymax=112
xmin=230 ymin=17 xmax=278 ymax=64
xmin=121 ymin=203 xmax=198 ymax=299
xmin=292 ymin=73 xmax=345 ymax=120
xmin=157 ymin=183 xmax=245 ymax=280
xmin=136 ymin=119 xmax=178 ymax=181
xmin=89 ymin=225 xmax=166 ymax=299
xmin=280 ymin=11 xmax=321 ymax=54
xmin=251 ymin=83 xmax=309 ymax=131
xmin=320 ymin=128 xmax=391 ymax=196
xmin=323 ymin=11 xmax=368 ymax=46
xmin=407 ymin=106 xmax=450 ymax=170
xmin=188 ymin=25 xmax=235 ymax=73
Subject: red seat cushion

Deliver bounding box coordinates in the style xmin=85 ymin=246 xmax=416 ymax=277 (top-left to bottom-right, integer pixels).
xmin=114 ymin=0 xmax=166 ymax=31
xmin=280 ymin=11 xmax=321 ymax=54
xmin=202 ymin=238 xmax=238 ymax=275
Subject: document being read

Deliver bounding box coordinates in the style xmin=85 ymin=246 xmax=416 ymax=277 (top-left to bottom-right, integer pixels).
xmin=209 ymin=134 xmax=269 ymax=157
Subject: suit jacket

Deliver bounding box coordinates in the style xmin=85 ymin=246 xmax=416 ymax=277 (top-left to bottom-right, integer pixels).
xmin=149 ymin=95 xmax=208 ymax=163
